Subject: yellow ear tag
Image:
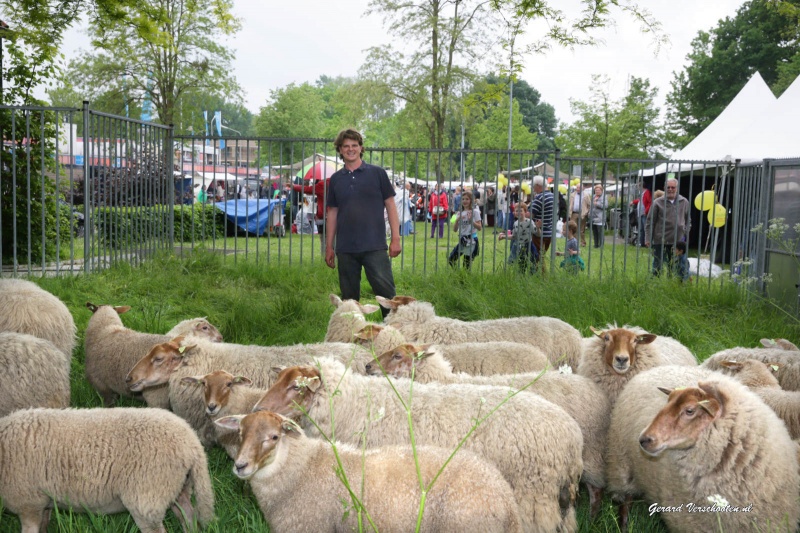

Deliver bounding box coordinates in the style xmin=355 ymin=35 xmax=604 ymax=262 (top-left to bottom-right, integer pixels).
xmin=771 ymin=365 xmax=779 ymax=372
xmin=178 ymin=346 xmax=186 ymax=354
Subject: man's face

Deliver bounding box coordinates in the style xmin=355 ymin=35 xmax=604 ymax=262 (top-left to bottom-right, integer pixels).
xmin=666 ymin=181 xmax=678 ymax=200
xmin=339 ymin=139 xmax=362 ymax=165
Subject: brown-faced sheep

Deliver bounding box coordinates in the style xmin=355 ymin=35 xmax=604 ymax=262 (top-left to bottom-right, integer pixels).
xmin=83 ymin=302 xmax=223 ymax=407
xmin=716 ymin=359 xmax=800 ymax=439
xmin=323 ymin=294 xmax=380 ymax=343
xmin=355 ymin=324 xmax=552 ymax=376
xmin=126 ymin=337 xmax=372 ymax=447
xmin=0 ymin=278 xmax=76 ymax=359
xmin=607 ymin=365 xmax=799 ymax=532
xmin=216 ymin=410 xmax=523 ymax=533
xmin=0 ymin=407 xmax=215 ymax=533
xmin=578 ymin=325 xmax=697 ymax=406
xmin=252 ymin=357 xmax=584 ymax=533
xmin=703 ymin=346 xmax=800 ymax=391
xmin=366 ymin=343 xmax=609 ymax=518
xmin=376 ymin=295 xmax=583 ymax=370
xmin=0 ymin=332 xmax=71 ymax=417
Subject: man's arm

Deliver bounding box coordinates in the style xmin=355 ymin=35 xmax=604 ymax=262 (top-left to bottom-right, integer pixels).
xmin=325 ymin=207 xmax=338 ymax=268
xmin=385 ymin=197 xmax=402 ymax=258
xmin=645 ymin=204 xmax=655 ymax=247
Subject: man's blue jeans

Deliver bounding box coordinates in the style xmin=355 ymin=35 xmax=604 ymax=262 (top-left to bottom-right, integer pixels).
xmin=651 ymin=244 xmax=674 ymax=277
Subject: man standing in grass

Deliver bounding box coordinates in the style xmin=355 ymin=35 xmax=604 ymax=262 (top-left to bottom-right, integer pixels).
xmin=325 ymin=129 xmax=401 ymax=318
xmin=530 ymin=175 xmax=554 ymax=274
xmin=646 ymin=176 xmax=690 ymax=277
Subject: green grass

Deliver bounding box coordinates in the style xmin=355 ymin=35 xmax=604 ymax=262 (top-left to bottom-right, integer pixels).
xmin=1 ymin=248 xmax=798 ymax=532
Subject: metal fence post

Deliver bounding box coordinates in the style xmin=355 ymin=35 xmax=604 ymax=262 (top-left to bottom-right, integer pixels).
xmin=82 ymin=100 xmax=91 ymax=274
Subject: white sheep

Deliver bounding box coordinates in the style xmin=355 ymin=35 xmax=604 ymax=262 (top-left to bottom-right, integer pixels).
xmin=354 ymin=324 xmax=552 ymax=376
xmin=0 ymin=278 xmax=76 ymax=359
xmin=703 ymin=346 xmax=800 ymax=391
xmin=0 ymin=407 xmax=215 ymax=533
xmin=252 ymin=356 xmax=584 ymax=533
xmin=376 ymin=295 xmax=583 ymax=370
xmin=83 ymin=302 xmax=223 ymax=407
xmin=578 ymin=325 xmax=697 ymax=406
xmin=607 ymin=364 xmax=799 ymax=532
xmin=323 ymin=294 xmax=380 ymax=343
xmin=0 ymin=332 xmax=71 ymax=417
xmin=216 ymin=410 xmax=523 ymax=533
xmin=716 ymin=359 xmax=800 ymax=439
xmin=366 ymin=343 xmax=609 ymax=518
xmin=126 ymin=337 xmax=373 ymax=448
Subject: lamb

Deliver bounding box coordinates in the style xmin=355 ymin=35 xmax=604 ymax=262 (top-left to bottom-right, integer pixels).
xmin=126 ymin=337 xmax=373 ymax=447
xmin=606 ymin=364 xmax=800 ymax=532
xmin=83 ymin=302 xmax=223 ymax=407
xmin=0 ymin=407 xmax=215 ymax=533
xmin=323 ymin=294 xmax=380 ymax=343
xmin=354 ymin=324 xmax=552 ymax=376
xmin=0 ymin=278 xmax=76 ymax=360
xmin=376 ymin=295 xmax=583 ymax=370
xmin=703 ymin=346 xmax=800 ymax=391
xmin=578 ymin=325 xmax=697 ymax=406
xmin=716 ymin=359 xmax=800 ymax=439
xmin=0 ymin=332 xmax=71 ymax=417
xmin=215 ymin=410 xmax=523 ymax=533
xmin=252 ymin=356 xmax=584 ymax=533
xmin=366 ymin=343 xmax=609 ymax=518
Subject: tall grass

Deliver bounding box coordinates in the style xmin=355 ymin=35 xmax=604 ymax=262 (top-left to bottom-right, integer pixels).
xmin=1 ymin=249 xmax=797 ymax=532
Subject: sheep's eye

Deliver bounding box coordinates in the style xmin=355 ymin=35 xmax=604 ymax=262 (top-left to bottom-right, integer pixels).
xmin=226 ymin=382 xmax=233 ymax=388
xmin=292 ymin=385 xmax=301 ymax=392
xmin=393 ymin=354 xmax=402 ymax=360
xmin=684 ymin=407 xmax=695 ymax=416
xmin=604 ymin=335 xmax=610 ymax=342
xmin=154 ymin=357 xmax=163 ymax=363
xmin=201 ymin=325 xmax=209 ymax=331
xmin=272 ymin=435 xmax=279 ymax=441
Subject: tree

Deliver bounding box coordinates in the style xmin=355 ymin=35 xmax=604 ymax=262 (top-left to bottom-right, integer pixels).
xmin=619 ymin=77 xmax=664 ymax=158
xmin=665 ymin=0 xmax=800 ymax=147
xmin=467 ymin=95 xmax=538 ymax=178
xmin=73 ymin=0 xmax=242 ymax=126
xmin=484 ymin=74 xmax=557 ymax=151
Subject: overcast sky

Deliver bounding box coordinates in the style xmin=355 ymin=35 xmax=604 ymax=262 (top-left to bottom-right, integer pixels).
xmin=58 ymin=0 xmax=748 ymax=126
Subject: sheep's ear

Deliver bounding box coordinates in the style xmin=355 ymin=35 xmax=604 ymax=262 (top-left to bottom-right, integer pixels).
xmin=766 ymin=362 xmax=783 ymax=372
xmin=657 ymin=386 xmax=673 ymax=396
xmin=233 ymin=376 xmax=253 ymax=387
xmin=181 ymin=376 xmax=205 ymax=386
xmin=415 ymin=344 xmax=435 ymax=360
xmin=359 ymin=303 xmax=381 ymax=315
xmin=269 ymin=366 xmax=286 ymax=380
xmin=214 ymin=415 xmax=244 ymax=431
xmin=305 ymin=376 xmax=321 ymax=393
xmin=760 ymin=338 xmax=777 ymax=348
xmin=719 ymin=360 xmax=743 ymax=372
xmin=590 ymin=326 xmax=605 ymax=338
xmin=375 ymin=296 xmax=396 ymax=309
xmin=330 ymin=294 xmax=343 ymax=308
xmin=775 ymin=339 xmax=799 ymax=351
xmin=355 ymin=325 xmax=381 ymax=341
xmin=636 ymin=334 xmax=657 ymax=345
xmin=86 ymin=302 xmax=98 ymax=313
xmin=114 ymin=306 xmax=131 ymax=315
xmin=697 ymin=382 xmax=724 ymax=418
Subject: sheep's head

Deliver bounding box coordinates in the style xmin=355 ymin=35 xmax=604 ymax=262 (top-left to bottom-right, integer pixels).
xmin=191 ymin=320 xmax=223 ymax=343
xmin=354 ymin=324 xmax=384 ymax=346
xmin=215 ymin=411 xmax=300 ymax=480
xmin=638 ymin=382 xmax=724 ymax=457
xmin=330 ymin=293 xmax=380 ymax=315
xmin=181 ymin=370 xmax=253 ymax=416
xmin=125 ymin=336 xmax=197 ymax=391
xmin=86 ymin=302 xmax=131 ymax=315
xmin=718 ymin=359 xmax=781 ymax=389
xmin=760 ymin=338 xmax=799 ymax=351
xmin=591 ymin=326 xmax=656 ymax=375
xmin=366 ymin=344 xmax=434 ymax=379
xmin=251 ymin=364 xmax=322 ymax=419
xmin=375 ymin=295 xmax=417 ymax=314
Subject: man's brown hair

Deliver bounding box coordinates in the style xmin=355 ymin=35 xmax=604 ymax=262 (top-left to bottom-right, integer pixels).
xmin=334 ymin=128 xmax=366 ymax=156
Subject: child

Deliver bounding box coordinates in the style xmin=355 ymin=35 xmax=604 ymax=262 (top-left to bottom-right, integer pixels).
xmin=674 ymin=241 xmax=690 ymax=282
xmin=448 ymin=191 xmax=481 ymax=269
xmin=499 ymin=203 xmax=534 ymax=273
xmin=558 ymin=221 xmax=585 ymax=273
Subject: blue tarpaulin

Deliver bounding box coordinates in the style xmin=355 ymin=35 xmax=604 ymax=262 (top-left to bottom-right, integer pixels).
xmin=213 ymin=199 xmax=285 ymax=235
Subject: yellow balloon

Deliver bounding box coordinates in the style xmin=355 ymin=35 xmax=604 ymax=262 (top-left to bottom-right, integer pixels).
xmin=497 ymin=174 xmax=508 ymax=187
xmin=521 ymin=183 xmax=531 ymax=195
xmin=570 ymin=178 xmax=581 ymax=187
xmin=450 ymin=214 xmax=457 ymax=225
xmin=707 ymin=204 xmax=726 ymax=227
xmin=558 ymin=184 xmax=568 ymax=195
xmin=694 ymin=190 xmax=716 ymax=211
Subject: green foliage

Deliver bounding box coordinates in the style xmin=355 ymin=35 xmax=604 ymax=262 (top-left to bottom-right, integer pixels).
xmin=172 ymin=204 xmax=226 ymax=242
xmin=665 ymin=0 xmax=800 ymax=147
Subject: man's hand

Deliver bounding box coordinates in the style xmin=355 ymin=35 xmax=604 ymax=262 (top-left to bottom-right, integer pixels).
xmin=389 ymin=239 xmax=401 ymax=258
xmin=325 ymin=246 xmax=336 ymax=269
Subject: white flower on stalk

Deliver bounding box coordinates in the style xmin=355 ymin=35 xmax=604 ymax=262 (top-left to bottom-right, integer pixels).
xmin=558 ymin=364 xmax=572 ymax=374
xmin=707 ymin=494 xmax=729 ymax=508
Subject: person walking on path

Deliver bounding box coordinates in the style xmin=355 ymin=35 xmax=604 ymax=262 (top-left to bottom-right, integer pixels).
xmin=590 ymin=184 xmax=608 ymax=248
xmin=429 ymin=184 xmax=449 ymax=239
xmin=325 ymin=129 xmax=401 ymax=319
xmin=530 ymin=176 xmax=555 ymax=274
xmin=645 ymin=177 xmax=691 ymax=277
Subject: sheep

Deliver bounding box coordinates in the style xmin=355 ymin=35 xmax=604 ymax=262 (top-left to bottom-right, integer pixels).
xmin=578 ymin=325 xmax=697 ymax=406
xmin=0 ymin=407 xmax=215 ymax=533
xmin=252 ymin=356 xmax=585 ymax=533
xmin=323 ymin=294 xmax=380 ymax=343
xmin=716 ymin=359 xmax=800 ymax=439
xmin=376 ymin=295 xmax=583 ymax=370
xmin=703 ymin=346 xmax=800 ymax=391
xmin=0 ymin=278 xmax=76 ymax=360
xmin=215 ymin=410 xmax=523 ymax=533
xmin=761 ymin=338 xmax=799 ymax=351
xmin=126 ymin=337 xmax=374 ymax=448
xmin=366 ymin=343 xmax=609 ymax=518
xmin=83 ymin=302 xmax=223 ymax=408
xmin=0 ymin=332 xmax=71 ymax=417
xmin=607 ymin=364 xmax=800 ymax=532
xmin=354 ymin=324 xmax=552 ymax=376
